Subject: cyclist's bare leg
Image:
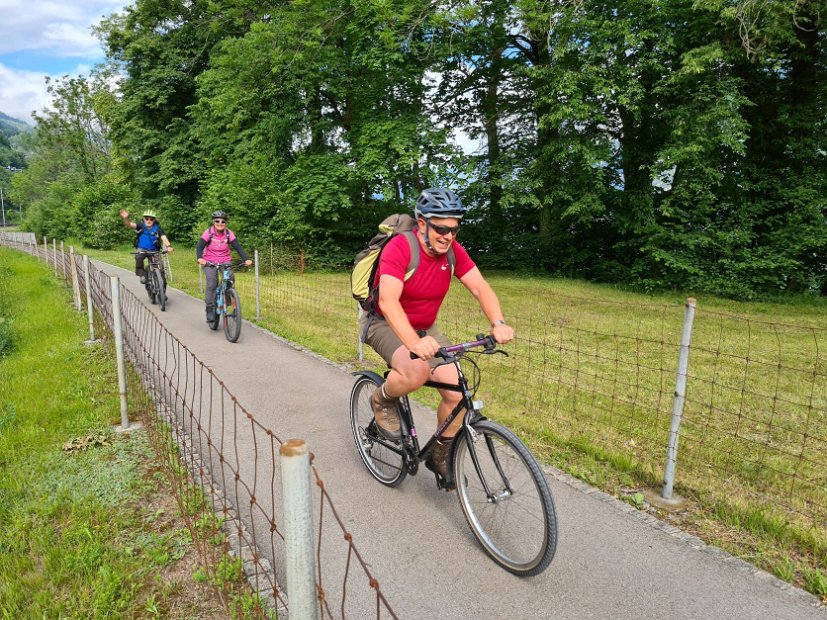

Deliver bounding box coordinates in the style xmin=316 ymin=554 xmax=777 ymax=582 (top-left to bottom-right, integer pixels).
xmin=384 ymin=347 xmax=462 ymax=436
xmin=432 ymin=363 xmax=463 ymax=437
xmin=384 ymin=345 xmax=431 ymax=397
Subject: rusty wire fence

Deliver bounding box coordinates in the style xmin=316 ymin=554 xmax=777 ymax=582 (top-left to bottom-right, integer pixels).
xmin=7 ymin=233 xmax=826 ymax=564
xmin=1 ymin=233 xmax=399 ymax=619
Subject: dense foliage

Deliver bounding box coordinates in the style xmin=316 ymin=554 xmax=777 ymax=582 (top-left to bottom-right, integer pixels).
xmin=9 ymin=0 xmax=827 ymax=297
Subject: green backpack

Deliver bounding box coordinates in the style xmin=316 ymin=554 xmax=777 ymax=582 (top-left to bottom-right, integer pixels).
xmin=351 ymin=213 xmax=455 ymax=313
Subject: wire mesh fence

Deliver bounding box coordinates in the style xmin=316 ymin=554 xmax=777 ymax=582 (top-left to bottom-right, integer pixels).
xmin=4 ymin=233 xmax=825 ymax=583
xmin=1 ymin=234 xmax=399 ymax=619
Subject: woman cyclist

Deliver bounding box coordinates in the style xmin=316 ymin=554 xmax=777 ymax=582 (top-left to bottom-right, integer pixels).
xmin=196 ymin=211 xmax=253 ymax=323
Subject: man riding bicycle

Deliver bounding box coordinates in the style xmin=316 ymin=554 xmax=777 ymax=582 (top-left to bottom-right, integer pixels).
xmin=196 ymin=210 xmax=253 ymax=323
xmin=360 ymin=187 xmax=514 ymax=483
xmin=120 ymin=209 xmax=173 ymax=283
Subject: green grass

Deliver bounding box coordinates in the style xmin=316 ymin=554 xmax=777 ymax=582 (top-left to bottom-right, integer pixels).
xmin=74 ymin=241 xmax=827 ymax=600
xmin=0 ymin=248 xmax=235 ymax=618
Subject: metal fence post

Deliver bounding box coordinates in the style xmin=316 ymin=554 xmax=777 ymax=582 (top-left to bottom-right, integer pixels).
xmin=164 ymin=253 xmax=173 ymax=282
xmin=69 ymin=246 xmax=81 ymax=310
xmin=662 ymin=297 xmax=696 ymax=500
xmin=254 ymin=249 xmax=261 ymax=321
xmin=83 ymin=255 xmax=96 ymax=342
xmin=43 ymin=237 xmax=47 ymax=264
xmin=110 ymin=276 xmax=130 ymax=430
xmin=52 ymin=239 xmax=58 ymax=277
xmin=60 ymin=240 xmax=66 ymax=284
xmin=279 ymin=439 xmax=319 ymax=620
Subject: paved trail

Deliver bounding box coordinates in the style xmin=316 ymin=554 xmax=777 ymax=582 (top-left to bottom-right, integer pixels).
xmin=102 ymin=261 xmax=824 ymax=620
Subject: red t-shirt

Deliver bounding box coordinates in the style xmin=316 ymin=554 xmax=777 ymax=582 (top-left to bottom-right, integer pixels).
xmin=375 ymin=231 xmax=476 ymax=329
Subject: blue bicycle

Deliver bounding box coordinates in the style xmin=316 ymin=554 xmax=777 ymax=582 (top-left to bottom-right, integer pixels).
xmin=205 ymin=262 xmax=242 ymax=342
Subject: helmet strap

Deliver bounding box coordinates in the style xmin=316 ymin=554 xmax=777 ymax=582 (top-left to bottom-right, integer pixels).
xmin=421 ymin=220 xmax=437 ymax=254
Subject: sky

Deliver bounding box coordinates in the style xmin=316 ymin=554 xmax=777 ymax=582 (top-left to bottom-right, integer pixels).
xmin=0 ymin=0 xmax=130 ymax=123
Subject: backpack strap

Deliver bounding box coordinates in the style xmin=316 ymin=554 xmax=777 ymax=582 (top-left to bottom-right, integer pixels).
xmin=402 ymin=231 xmax=419 ymax=280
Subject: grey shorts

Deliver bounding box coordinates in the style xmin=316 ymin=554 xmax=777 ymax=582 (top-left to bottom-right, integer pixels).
xmin=360 ymin=314 xmax=451 ymax=369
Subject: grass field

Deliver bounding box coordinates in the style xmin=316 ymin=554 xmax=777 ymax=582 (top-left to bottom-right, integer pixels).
xmin=56 ymin=241 xmax=827 ymax=600
xmin=0 ymin=248 xmax=262 ymax=617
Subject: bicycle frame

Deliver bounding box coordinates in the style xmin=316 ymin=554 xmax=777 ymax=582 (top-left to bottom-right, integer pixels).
xmin=384 ymin=337 xmax=509 ymax=497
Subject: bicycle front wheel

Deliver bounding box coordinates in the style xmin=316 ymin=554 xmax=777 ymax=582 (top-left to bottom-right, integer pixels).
xmin=349 ymin=375 xmax=406 ymax=487
xmin=454 ymin=420 xmax=558 ymax=576
xmin=223 ymin=288 xmax=242 ymax=342
xmin=154 ymin=270 xmax=166 ymax=311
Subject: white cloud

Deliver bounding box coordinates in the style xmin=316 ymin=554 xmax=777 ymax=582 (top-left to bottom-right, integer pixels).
xmin=0 ymin=1 xmax=126 ymax=57
xmin=0 ymin=1 xmax=130 ymax=122
xmin=0 ymin=65 xmax=51 ymax=123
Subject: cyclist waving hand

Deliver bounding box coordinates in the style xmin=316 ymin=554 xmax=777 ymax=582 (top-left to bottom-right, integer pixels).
xmin=360 ymin=187 xmax=514 ymax=483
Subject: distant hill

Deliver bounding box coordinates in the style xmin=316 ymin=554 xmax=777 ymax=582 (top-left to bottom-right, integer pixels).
xmin=0 ymin=112 xmax=31 ymax=137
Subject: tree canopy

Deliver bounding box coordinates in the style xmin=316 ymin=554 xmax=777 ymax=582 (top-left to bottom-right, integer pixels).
xmin=11 ymin=0 xmax=827 ymax=297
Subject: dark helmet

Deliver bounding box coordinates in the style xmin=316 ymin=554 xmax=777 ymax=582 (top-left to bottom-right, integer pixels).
xmin=211 ymin=210 xmax=229 ymax=221
xmin=414 ymin=187 xmax=466 ymax=220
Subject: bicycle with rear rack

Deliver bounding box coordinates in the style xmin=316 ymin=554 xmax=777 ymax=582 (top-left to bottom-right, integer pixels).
xmin=133 ymin=249 xmax=168 ymax=311
xmin=349 ymin=334 xmax=558 ymax=576
xmin=204 ymin=261 xmax=243 ymax=343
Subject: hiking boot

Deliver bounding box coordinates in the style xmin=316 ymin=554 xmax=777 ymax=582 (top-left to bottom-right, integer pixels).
xmin=139 ymin=275 xmax=146 ymax=284
xmin=206 ymin=305 xmax=216 ymax=323
xmin=425 ymin=437 xmax=454 ymax=490
xmin=371 ymin=387 xmax=401 ymax=440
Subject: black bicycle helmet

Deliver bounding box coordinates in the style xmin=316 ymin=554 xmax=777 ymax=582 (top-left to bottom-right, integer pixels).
xmin=211 ymin=210 xmax=229 ymax=221
xmin=414 ymin=187 xmax=466 ymax=220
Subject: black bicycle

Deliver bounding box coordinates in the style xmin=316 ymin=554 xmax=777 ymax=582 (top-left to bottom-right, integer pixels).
xmin=205 ymin=261 xmax=242 ymax=343
xmin=349 ymin=335 xmax=558 ymax=576
xmin=134 ymin=250 xmax=167 ymax=311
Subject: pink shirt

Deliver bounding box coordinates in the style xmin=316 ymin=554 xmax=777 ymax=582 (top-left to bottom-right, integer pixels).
xmin=375 ymin=231 xmax=475 ymax=329
xmin=200 ymin=227 xmax=237 ymax=263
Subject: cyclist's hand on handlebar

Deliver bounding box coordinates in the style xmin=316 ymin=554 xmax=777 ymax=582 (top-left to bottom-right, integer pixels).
xmin=197 ymin=258 xmax=207 ymax=266
xmin=244 ymin=259 xmax=253 ymax=267
xmin=491 ymin=322 xmax=514 ymax=345
xmin=409 ymin=335 xmax=441 ymax=361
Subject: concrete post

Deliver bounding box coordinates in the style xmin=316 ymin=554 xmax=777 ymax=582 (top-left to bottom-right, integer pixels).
xmin=279 ymin=439 xmax=319 ymax=620
xmin=69 ymin=246 xmax=81 ymax=310
xmin=83 ymin=255 xmax=96 ymax=342
xmin=110 ymin=276 xmax=130 ymax=430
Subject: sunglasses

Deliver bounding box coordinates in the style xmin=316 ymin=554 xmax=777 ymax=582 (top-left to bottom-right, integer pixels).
xmin=213 ymin=219 xmax=226 ymax=224
xmin=430 ymin=222 xmax=460 ymax=236
xmin=143 ymin=217 xmax=156 ymax=221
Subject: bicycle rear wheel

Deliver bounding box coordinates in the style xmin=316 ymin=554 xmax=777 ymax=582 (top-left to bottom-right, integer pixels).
xmin=349 ymin=375 xmax=406 ymax=487
xmin=154 ymin=270 xmax=166 ymax=311
xmin=223 ymin=288 xmax=241 ymax=342
xmin=454 ymin=420 xmax=558 ymax=576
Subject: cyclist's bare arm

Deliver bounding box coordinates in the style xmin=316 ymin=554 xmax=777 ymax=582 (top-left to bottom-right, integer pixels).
xmin=377 ymin=274 xmax=441 ymax=360
xmin=160 ymin=234 xmax=173 ymax=253
xmin=119 ymin=209 xmax=137 ymax=229
xmin=459 ymin=267 xmax=514 ymax=344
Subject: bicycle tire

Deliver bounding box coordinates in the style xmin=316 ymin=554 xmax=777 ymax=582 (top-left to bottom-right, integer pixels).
xmin=145 ymin=275 xmax=156 ymax=304
xmin=349 ymin=375 xmax=406 ymax=487
xmin=223 ymin=288 xmax=242 ymax=342
xmin=154 ymin=270 xmax=166 ymax=311
xmin=208 ymin=290 xmax=220 ymax=331
xmin=454 ymin=419 xmax=558 ymax=576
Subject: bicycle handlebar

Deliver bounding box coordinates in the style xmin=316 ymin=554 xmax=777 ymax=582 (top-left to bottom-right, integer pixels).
xmin=131 ymin=249 xmax=168 ymax=255
xmin=409 ymin=334 xmax=497 ymax=360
